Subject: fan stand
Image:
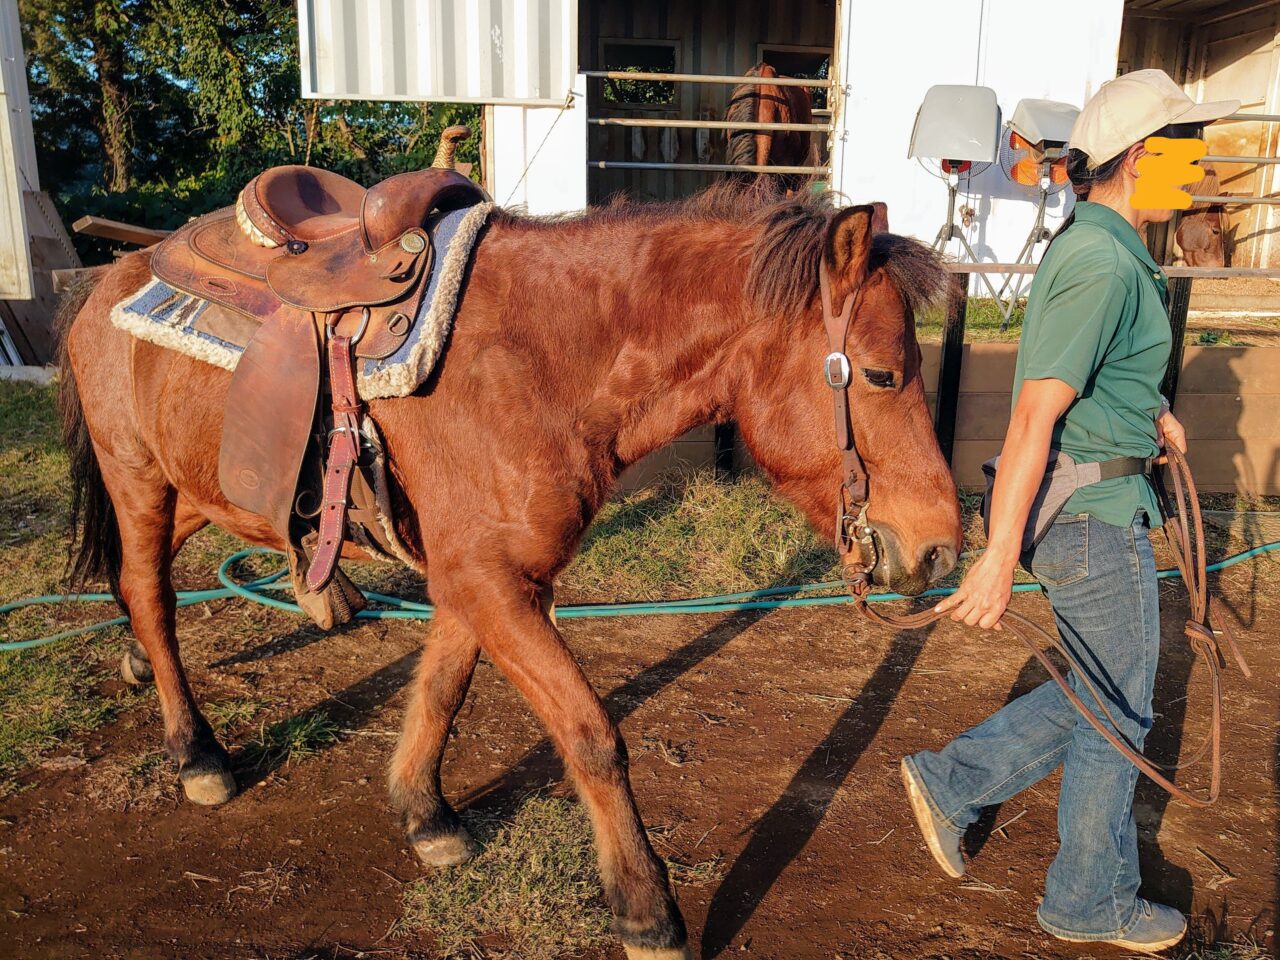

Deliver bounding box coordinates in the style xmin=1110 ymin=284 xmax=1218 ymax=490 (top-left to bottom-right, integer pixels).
xmin=932 ymin=170 xmax=1004 ymax=304
xmin=996 ymin=160 xmax=1057 ymax=330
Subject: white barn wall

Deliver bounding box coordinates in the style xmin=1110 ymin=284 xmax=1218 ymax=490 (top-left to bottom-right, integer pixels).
xmin=0 ymin=0 xmax=37 ymax=300
xmin=832 ymin=0 xmax=1124 ymax=277
xmin=486 ymin=73 xmax=588 ymax=215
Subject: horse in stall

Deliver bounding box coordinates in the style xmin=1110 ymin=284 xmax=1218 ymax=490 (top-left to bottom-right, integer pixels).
xmin=1176 ymin=164 xmax=1228 ymax=267
xmin=725 ymin=62 xmax=821 ymax=193
xmin=59 ymin=180 xmax=961 ymax=959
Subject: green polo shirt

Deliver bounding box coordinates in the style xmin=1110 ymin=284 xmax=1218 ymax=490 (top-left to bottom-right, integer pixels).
xmin=1012 ymin=201 xmax=1172 ymax=528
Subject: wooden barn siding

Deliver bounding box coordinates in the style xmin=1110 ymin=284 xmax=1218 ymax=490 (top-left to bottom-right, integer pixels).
xmin=924 ymin=344 xmax=1280 ymax=495
xmin=580 ymin=0 xmax=836 ymax=203
xmin=1118 ymin=14 xmax=1191 ymax=78
xmin=625 ymin=344 xmax=1280 ymax=495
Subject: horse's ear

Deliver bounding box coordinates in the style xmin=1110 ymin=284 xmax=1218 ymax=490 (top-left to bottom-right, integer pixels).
xmin=871 ymin=202 xmax=890 ymax=234
xmin=824 ymin=204 xmax=876 ymax=294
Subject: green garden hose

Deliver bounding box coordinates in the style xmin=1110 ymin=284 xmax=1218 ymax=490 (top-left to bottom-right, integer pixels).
xmin=3 ymin=541 xmax=1279 ymax=653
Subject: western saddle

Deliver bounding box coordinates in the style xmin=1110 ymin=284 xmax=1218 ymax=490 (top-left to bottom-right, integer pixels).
xmin=150 ymin=126 xmax=488 ymax=627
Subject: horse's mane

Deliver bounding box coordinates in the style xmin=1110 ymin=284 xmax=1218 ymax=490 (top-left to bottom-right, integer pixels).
xmin=491 ymin=180 xmax=948 ymax=322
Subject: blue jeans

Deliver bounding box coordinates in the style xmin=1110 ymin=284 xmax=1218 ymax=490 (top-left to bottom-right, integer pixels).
xmin=905 ymin=511 xmax=1160 ymax=940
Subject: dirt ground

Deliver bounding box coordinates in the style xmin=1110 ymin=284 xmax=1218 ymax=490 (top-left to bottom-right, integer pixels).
xmin=0 ymin=547 xmax=1275 ymax=960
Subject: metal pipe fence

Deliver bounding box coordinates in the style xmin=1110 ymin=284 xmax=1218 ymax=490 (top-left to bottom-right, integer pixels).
xmin=588 ymin=160 xmax=829 ymax=175
xmin=1221 ymin=112 xmax=1280 ymax=123
xmin=1189 ymin=195 xmax=1280 ymax=205
xmin=586 ymin=68 xmax=835 ymax=179
xmin=590 ymin=117 xmax=828 ymax=132
xmin=1202 ymin=154 xmax=1280 ymax=164
xmin=582 ymin=69 xmax=831 ymax=88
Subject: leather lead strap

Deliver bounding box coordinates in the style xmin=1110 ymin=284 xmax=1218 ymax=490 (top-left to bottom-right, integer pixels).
xmin=816 ymin=250 xmax=1239 ymax=805
xmin=850 ymin=446 xmax=1244 ymax=808
xmin=306 ymin=331 xmax=362 ymax=592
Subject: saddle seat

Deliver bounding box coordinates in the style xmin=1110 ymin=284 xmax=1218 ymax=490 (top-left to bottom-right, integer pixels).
xmin=236 ymin=165 xmax=483 ymax=257
xmin=236 ymin=166 xmax=366 ymax=246
xmin=152 ymin=165 xmax=487 ymax=345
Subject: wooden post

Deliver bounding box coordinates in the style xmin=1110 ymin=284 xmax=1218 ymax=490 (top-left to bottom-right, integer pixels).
xmin=934 ymin=273 xmax=969 ymax=464
xmin=1160 ymin=276 xmax=1193 ymax=405
xmin=713 ymin=423 xmax=736 ymax=479
xmin=71 ymin=215 xmax=171 ymax=246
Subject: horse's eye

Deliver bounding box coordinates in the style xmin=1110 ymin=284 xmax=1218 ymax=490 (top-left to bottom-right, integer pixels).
xmin=863 ymin=368 xmax=896 ymax=389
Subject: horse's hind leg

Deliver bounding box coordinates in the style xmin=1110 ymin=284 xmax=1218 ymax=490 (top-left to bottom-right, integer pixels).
xmin=389 ymin=607 xmax=482 ymax=866
xmin=120 ymin=495 xmax=209 ymax=687
xmin=98 ymin=453 xmax=234 ymax=805
xmin=443 ymin=577 xmax=688 ymax=960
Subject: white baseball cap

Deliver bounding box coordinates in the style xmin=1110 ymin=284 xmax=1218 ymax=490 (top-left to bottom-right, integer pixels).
xmin=1070 ymin=69 xmax=1240 ymax=168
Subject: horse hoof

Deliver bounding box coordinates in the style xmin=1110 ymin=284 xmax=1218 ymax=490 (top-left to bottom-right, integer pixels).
xmin=413 ymin=828 xmax=480 ymax=867
xmin=180 ymin=768 xmax=237 ymax=806
xmin=623 ymin=946 xmax=692 ymax=960
xmin=120 ymin=649 xmax=154 ymax=686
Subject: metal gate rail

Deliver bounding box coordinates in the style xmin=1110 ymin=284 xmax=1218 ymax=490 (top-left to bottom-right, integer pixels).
xmin=582 ymin=69 xmax=831 ymax=88
xmin=585 ymin=68 xmax=834 ymax=177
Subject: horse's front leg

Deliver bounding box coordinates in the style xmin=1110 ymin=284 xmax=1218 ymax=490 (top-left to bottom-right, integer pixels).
xmin=389 ymin=607 xmax=482 ymax=866
xmin=95 ymin=452 xmax=234 ymax=805
xmin=441 ymin=572 xmax=689 ymax=960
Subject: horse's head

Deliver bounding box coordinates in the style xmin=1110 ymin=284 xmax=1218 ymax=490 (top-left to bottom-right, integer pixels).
xmin=735 ymin=201 xmax=962 ymax=596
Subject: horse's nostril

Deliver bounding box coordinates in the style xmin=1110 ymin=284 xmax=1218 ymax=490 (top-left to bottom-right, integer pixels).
xmin=924 ymin=543 xmax=958 ymax=581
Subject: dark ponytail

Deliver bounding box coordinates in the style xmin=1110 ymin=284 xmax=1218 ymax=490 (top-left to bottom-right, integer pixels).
xmin=1049 ymin=120 xmax=1204 ymax=247
xmin=1048 ymin=148 xmax=1128 ymax=246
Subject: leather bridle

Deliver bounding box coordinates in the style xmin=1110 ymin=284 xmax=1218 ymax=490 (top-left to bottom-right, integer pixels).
xmin=819 ymin=258 xmax=1247 ymax=806
xmin=818 ymin=260 xmax=876 ymax=589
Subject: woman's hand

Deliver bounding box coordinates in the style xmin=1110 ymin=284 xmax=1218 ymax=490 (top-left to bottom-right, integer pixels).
xmin=1155 ymin=409 xmax=1188 ymax=463
xmin=933 ymin=550 xmax=1016 ymax=631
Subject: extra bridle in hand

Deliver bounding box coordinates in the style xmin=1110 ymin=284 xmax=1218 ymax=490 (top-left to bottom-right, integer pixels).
xmin=818 ymin=258 xmax=1248 ymax=807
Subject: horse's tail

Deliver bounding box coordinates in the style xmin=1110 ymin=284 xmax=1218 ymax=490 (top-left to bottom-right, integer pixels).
xmin=724 ymin=80 xmax=761 ymax=170
xmin=56 ymin=273 xmax=124 ymax=606
xmin=725 ymin=63 xmax=772 ymax=171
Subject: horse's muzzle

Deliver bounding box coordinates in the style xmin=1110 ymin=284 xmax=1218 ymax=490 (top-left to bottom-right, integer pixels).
xmin=867 ymin=526 xmax=957 ymax=597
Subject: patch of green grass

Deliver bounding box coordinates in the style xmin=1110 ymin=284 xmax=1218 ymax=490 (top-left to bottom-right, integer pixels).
xmin=561 ymin=470 xmax=837 ymax=604
xmin=242 ymin=711 xmax=341 ymax=769
xmin=1177 ymin=934 xmax=1268 ymax=960
xmin=400 ymin=795 xmax=611 ymax=959
xmin=0 ymin=382 xmax=128 ymax=793
xmin=917 ymin=297 xmax=1025 ymax=343
xmin=1195 ymin=329 xmax=1237 ymax=346
xmin=205 ymin=697 xmax=271 ymax=734
xmin=0 ymin=641 xmax=122 ymax=794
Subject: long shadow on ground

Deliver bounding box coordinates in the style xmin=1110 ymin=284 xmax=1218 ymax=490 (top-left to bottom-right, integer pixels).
xmin=700 ymin=623 xmax=938 ymax=958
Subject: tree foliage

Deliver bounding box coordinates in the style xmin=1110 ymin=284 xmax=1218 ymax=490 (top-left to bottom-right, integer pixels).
xmin=19 ymin=0 xmax=480 ymax=262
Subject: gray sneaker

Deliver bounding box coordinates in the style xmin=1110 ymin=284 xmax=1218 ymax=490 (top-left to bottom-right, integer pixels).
xmin=900 ymin=758 xmax=964 ymax=878
xmin=1054 ymin=900 xmax=1187 ymax=953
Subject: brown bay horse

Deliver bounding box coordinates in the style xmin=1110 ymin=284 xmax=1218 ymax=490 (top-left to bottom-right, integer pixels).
xmin=725 ymin=62 xmax=820 ymax=192
xmin=59 ymin=183 xmax=961 ymax=959
xmin=1176 ymin=164 xmax=1228 ymax=267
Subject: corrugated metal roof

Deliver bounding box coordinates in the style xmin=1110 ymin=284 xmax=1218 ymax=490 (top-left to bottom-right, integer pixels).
xmin=298 ymin=0 xmax=577 ymax=105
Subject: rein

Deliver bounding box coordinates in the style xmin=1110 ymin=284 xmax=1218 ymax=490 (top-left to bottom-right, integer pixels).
xmin=819 ymin=265 xmax=1249 ymax=807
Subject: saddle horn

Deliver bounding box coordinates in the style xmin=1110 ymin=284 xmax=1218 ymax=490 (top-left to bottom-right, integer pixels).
xmin=432 ymin=125 xmax=472 ymax=170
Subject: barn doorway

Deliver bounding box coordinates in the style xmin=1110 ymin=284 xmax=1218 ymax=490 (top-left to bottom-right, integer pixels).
xmin=579 ymin=0 xmax=840 ymax=203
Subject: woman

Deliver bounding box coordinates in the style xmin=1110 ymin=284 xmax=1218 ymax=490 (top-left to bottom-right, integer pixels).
xmin=899 ymin=69 xmax=1238 ymax=952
